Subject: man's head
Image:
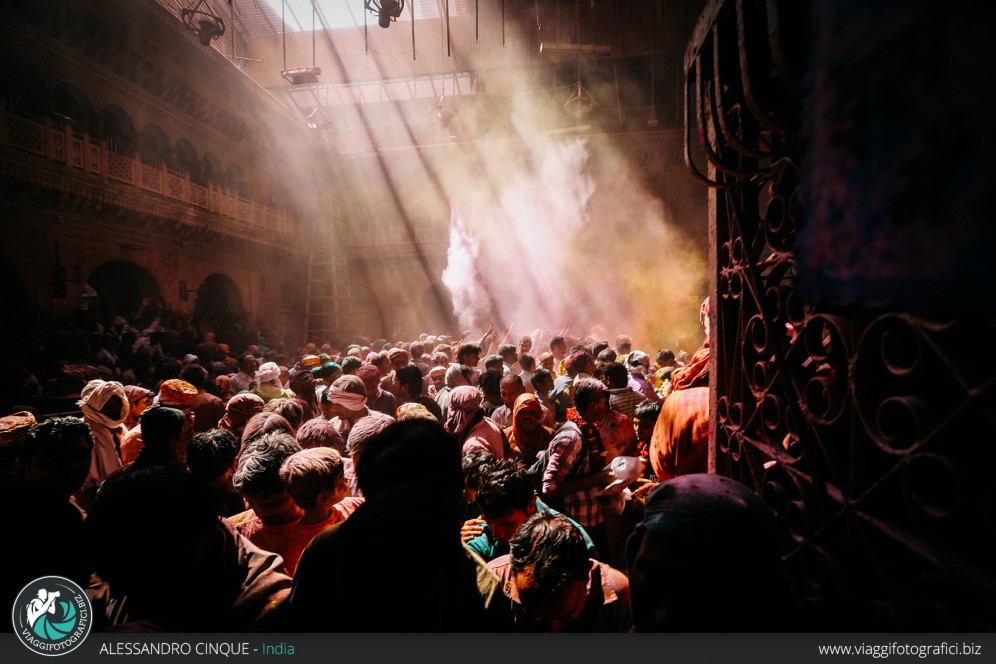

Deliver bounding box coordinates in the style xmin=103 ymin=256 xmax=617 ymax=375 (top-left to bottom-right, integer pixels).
xmin=656 ymin=349 xmax=676 ymax=368
xmin=461 ymin=450 xmax=497 ymax=505
xmin=239 ymin=354 xmax=258 ymax=376
xmin=633 ymin=401 xmax=661 ymax=446
xmin=615 ymin=335 xmax=633 ymax=355
xmin=395 ymin=364 xmax=424 ymax=400
xmin=549 ymin=337 xmax=567 ymax=357
xmin=232 ymin=431 xmax=302 ymax=524
xmin=457 ymin=343 xmax=482 ymax=368
xmin=475 ymin=459 xmax=537 ymax=544
xmin=263 ymin=398 xmax=304 ymax=432
xmin=322 ymin=375 xmax=368 ymax=419
xmin=509 ymin=512 xmax=591 ymax=630
xmin=603 ymin=362 xmax=630 ymax=390
xmin=295 ymin=417 xmax=345 ymax=453
xmin=483 ymin=354 xmax=504 ymax=373
xmin=518 ymin=353 xmax=536 ymax=373
xmin=498 ymin=374 xmax=526 ymax=410
xmin=530 ymin=368 xmax=554 ymax=396
xmin=345 ymin=410 xmax=394 ymax=465
xmin=428 ymin=365 xmax=447 ymax=392
xmin=518 ymin=336 xmax=532 ymax=354
xmin=597 ymin=348 xmax=617 ymax=365
xmin=564 ymin=350 xmax=594 ymax=377
xmin=279 ymin=447 xmax=347 ymax=513
xmin=479 ymin=370 xmax=503 ymax=402
xmin=141 ymin=406 xmax=190 ymax=457
xmin=498 ymin=344 xmax=518 ymax=367
xmin=340 ymin=356 xmax=362 ymax=375
xmin=626 ymin=474 xmax=790 ymax=631
xmin=388 ymin=348 xmax=410 ymax=372
xmin=18 ymin=417 xmax=93 ymax=499
xmin=573 ymin=378 xmax=609 ymax=422
xmin=186 ymin=428 xmax=240 ymax=484
xmin=179 ymin=363 xmax=209 ymax=391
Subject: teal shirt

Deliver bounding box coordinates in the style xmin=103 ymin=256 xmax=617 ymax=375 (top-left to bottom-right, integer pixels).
xmin=466 ymin=498 xmax=599 ymax=562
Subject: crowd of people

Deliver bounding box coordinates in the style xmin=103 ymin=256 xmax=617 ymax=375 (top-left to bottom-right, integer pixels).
xmin=0 ymin=307 xmax=795 ymax=632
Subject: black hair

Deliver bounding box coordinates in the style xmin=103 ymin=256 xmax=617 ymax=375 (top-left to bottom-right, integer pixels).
xmin=530 ymin=367 xmax=553 ymax=391
xmin=180 ymin=363 xmax=208 ymax=389
xmin=603 ymin=362 xmax=630 ymax=389
xmin=498 ymin=344 xmax=517 ymax=360
xmin=395 ymin=364 xmax=424 ymax=394
xmin=476 ymin=459 xmax=535 ymax=518
xmin=456 ymin=343 xmax=482 ymax=363
xmin=263 ymin=398 xmax=304 ymax=430
xmin=18 ymin=416 xmax=92 ymax=465
xmin=483 ymin=354 xmax=504 ymax=371
xmin=635 ymin=400 xmax=662 ymax=423
xmin=462 ymin=450 xmax=497 ymax=491
xmin=186 ymin=428 xmax=240 ymax=481
xmin=518 ymin=353 xmax=536 ymax=372
xmin=141 ymin=406 xmax=185 ymax=449
xmin=355 ymin=420 xmax=463 ymax=503
xmin=478 ymin=369 xmax=503 ymax=399
xmin=509 ymin=512 xmax=590 ymax=609
xmin=591 ymin=341 xmax=610 ymax=359
xmin=340 ymin=356 xmax=362 ymax=374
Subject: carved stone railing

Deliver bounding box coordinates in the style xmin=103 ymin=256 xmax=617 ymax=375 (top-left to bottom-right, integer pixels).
xmin=0 ymin=105 xmax=299 ymax=240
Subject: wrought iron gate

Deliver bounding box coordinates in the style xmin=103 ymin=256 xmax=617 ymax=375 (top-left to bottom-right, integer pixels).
xmin=685 ymin=0 xmax=995 ymax=630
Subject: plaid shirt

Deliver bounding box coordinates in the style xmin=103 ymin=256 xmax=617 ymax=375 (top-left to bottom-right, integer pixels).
xmin=542 ymin=421 xmax=604 ymax=528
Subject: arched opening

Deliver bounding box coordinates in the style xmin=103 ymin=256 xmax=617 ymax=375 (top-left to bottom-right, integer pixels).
xmin=140 ymin=123 xmax=171 ymax=167
xmin=202 ymin=151 xmax=223 ymax=186
xmin=87 ymin=261 xmax=161 ymax=326
xmin=52 ymin=82 xmax=97 ymax=135
xmin=0 ymin=53 xmax=47 ymax=118
xmin=173 ymin=138 xmax=198 ymax=175
xmin=227 ymin=164 xmax=248 ymax=197
xmin=193 ymin=273 xmax=244 ymax=338
xmin=100 ymin=104 xmax=136 ymax=155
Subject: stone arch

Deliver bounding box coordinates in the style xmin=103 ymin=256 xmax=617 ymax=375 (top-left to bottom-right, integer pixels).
xmin=202 ymin=151 xmax=223 ymax=185
xmin=226 ymin=164 xmax=248 ymax=197
xmin=100 ymin=104 xmax=137 ymax=154
xmin=173 ymin=138 xmax=198 ymax=175
xmin=86 ymin=260 xmax=161 ymax=325
xmin=140 ymin=123 xmax=171 ymax=166
xmin=193 ymin=273 xmax=245 ymax=331
xmin=0 ymin=53 xmax=47 ymax=118
xmin=52 ymin=81 xmax=97 ymax=134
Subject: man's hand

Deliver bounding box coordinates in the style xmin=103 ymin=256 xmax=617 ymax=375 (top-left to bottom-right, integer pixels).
xmin=460 ymin=517 xmax=486 ymax=542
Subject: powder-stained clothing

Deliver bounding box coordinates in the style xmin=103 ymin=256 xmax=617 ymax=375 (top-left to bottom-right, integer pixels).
xmin=649 ymin=386 xmax=710 ymax=481
xmin=541 ymin=421 xmax=604 ymax=528
xmin=276 ymin=497 xmax=364 ymax=576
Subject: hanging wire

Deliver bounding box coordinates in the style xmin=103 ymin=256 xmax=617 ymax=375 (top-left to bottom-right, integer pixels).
xmin=411 ymin=0 xmax=416 ymax=59
xmin=281 ymin=0 xmax=286 ymax=70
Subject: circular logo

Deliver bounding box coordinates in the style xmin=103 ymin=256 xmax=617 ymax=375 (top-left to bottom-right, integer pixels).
xmin=11 ymin=576 xmax=92 ymax=656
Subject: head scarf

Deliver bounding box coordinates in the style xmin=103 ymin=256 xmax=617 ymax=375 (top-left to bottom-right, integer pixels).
xmin=443 ymin=386 xmax=482 ymax=436
xmin=215 ymin=375 xmax=233 ymax=399
xmin=255 ymin=361 xmax=282 ymax=386
xmin=218 ymin=393 xmax=265 ymax=436
xmin=123 ymin=385 xmax=153 ymax=429
xmin=671 ymin=344 xmax=710 ymax=391
xmin=507 ymin=393 xmax=551 ymax=462
xmin=355 ymin=364 xmax=381 ymax=382
xmin=155 ymin=379 xmax=197 ymax=408
xmin=428 ymin=366 xmax=447 ymax=379
xmin=627 ymin=350 xmax=651 ymax=376
xmin=387 ymin=348 xmax=409 ymax=364
xmin=78 ymin=379 xmax=129 ymax=427
xmin=77 ymin=379 xmax=128 ymax=489
xmin=327 ymin=375 xmax=368 ymax=411
xmin=0 ymin=411 xmax=36 ymax=450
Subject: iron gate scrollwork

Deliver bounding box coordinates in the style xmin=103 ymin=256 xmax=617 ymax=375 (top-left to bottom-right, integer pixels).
xmin=685 ymin=0 xmax=995 ymax=630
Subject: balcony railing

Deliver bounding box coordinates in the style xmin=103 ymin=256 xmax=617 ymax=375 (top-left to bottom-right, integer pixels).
xmin=0 ymin=106 xmax=300 ymax=241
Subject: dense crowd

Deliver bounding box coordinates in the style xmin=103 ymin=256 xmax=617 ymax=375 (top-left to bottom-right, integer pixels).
xmin=0 ymin=307 xmax=795 ymax=632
